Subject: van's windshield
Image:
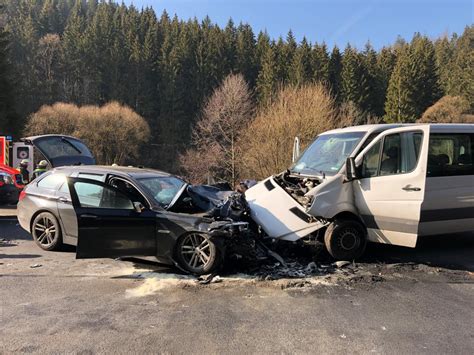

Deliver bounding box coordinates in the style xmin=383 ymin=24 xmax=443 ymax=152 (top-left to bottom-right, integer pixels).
xmin=291 ymin=131 xmax=366 ymax=176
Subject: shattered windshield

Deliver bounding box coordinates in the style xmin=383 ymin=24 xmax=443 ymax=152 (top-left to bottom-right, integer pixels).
xmin=137 ymin=176 xmax=186 ymax=208
xmin=291 ymin=132 xmax=366 ymax=176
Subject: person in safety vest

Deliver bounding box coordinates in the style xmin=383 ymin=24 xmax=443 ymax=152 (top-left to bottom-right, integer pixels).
xmin=33 ymin=160 xmax=48 ymax=179
xmin=17 ymin=159 xmax=30 ymax=184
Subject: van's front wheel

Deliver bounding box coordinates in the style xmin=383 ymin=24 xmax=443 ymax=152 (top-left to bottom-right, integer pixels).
xmin=324 ymin=219 xmax=367 ymax=260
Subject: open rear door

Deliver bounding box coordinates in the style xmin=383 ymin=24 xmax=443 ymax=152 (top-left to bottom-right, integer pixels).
xmin=352 ymin=125 xmax=430 ymax=247
xmin=67 ymin=177 xmax=157 ymax=259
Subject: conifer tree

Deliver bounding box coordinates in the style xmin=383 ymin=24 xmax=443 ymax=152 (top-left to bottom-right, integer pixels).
xmin=235 ymin=23 xmax=256 ymax=85
xmin=377 ymin=46 xmax=397 ymax=98
xmin=288 ymin=37 xmax=311 ymax=86
xmin=363 ymin=42 xmax=384 ymax=116
xmin=328 ymin=46 xmax=342 ymax=100
xmin=312 ymin=42 xmax=330 ymax=84
xmin=385 ymin=35 xmax=441 ymax=122
xmin=256 ymin=31 xmax=277 ymax=105
xmin=0 ymin=20 xmax=19 ymax=135
xmin=384 ymin=46 xmax=415 ymax=122
xmin=0 ymin=0 xmax=470 ymax=171
xmin=341 ymin=45 xmax=370 ymax=111
xmin=447 ymin=26 xmax=473 ymax=109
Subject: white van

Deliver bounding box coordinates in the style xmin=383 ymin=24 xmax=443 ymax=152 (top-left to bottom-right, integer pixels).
xmin=245 ymin=124 xmax=474 ymax=260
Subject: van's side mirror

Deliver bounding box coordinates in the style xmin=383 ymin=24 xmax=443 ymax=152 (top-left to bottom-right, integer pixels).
xmin=133 ymin=201 xmax=145 ymax=213
xmin=345 ymin=157 xmax=359 ymax=181
xmin=292 ymin=137 xmax=300 ymax=163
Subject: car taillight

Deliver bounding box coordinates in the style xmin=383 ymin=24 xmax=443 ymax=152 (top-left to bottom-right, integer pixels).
xmin=19 ymin=190 xmax=27 ymax=201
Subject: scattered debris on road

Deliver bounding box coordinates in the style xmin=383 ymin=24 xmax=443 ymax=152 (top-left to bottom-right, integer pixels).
xmin=30 ymin=263 xmax=42 ymax=268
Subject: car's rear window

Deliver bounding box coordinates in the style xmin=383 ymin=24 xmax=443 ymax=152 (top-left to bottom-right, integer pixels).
xmin=35 ymin=137 xmax=93 ymax=159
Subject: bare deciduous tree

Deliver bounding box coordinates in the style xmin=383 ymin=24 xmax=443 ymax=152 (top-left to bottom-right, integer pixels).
xmin=417 ymin=96 xmax=474 ymax=123
xmin=336 ymin=101 xmax=383 ymax=128
xmin=25 ymin=102 xmax=79 ymax=136
xmin=25 ymin=101 xmax=150 ymax=165
xmin=180 ymin=74 xmax=254 ymax=184
xmin=37 ymin=34 xmax=62 ymax=83
xmin=238 ymin=83 xmax=338 ymax=179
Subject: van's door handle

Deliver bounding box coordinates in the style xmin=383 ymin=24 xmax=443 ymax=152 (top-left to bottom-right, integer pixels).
xmin=58 ymin=197 xmax=71 ymax=204
xmin=402 ymin=185 xmax=421 ymax=192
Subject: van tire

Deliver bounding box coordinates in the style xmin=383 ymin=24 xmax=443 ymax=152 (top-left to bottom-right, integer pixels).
xmin=324 ymin=219 xmax=367 ymax=260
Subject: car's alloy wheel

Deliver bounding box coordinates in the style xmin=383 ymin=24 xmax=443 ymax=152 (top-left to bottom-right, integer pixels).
xmin=32 ymin=212 xmax=62 ymax=251
xmin=176 ymin=233 xmax=219 ymax=275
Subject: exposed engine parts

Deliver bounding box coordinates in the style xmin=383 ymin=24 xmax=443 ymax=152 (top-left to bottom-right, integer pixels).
xmin=272 ymin=170 xmax=321 ymax=209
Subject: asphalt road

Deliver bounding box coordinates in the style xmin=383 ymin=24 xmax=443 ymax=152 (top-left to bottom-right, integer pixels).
xmin=1 ymin=219 xmax=473 ymax=354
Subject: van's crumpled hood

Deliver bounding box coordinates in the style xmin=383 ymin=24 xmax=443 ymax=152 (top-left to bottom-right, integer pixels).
xmin=245 ymin=176 xmax=327 ymax=241
xmin=21 ymin=135 xmax=95 ymax=168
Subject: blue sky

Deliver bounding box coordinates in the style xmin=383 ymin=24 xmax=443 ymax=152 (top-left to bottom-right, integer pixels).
xmin=124 ymin=0 xmax=473 ymax=49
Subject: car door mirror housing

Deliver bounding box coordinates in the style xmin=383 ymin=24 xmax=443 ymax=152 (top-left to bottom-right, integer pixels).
xmin=345 ymin=157 xmax=359 ymax=181
xmin=133 ymin=201 xmax=145 ymax=213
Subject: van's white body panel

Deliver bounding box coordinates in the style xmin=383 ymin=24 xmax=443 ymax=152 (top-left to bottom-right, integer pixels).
xmin=245 ymin=177 xmax=326 ymax=241
xmin=245 ymin=124 xmax=474 ymax=248
xmin=306 ymin=174 xmax=357 ymax=218
xmin=419 ymin=175 xmax=474 ymax=236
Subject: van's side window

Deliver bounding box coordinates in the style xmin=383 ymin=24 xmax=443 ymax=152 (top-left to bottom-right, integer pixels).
xmin=427 ymin=133 xmax=473 ymax=177
xmin=380 ymin=134 xmax=401 ymax=175
xmin=361 ymin=131 xmax=423 ymax=178
xmin=361 ymin=140 xmax=381 ymax=177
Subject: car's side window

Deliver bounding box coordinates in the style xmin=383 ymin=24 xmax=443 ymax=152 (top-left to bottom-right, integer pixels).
xmin=360 ymin=131 xmax=423 ymax=178
xmin=108 ymin=177 xmax=148 ymax=206
xmin=427 ymin=133 xmax=474 ymax=177
xmin=58 ymin=182 xmax=69 ymax=193
xmin=74 ymin=182 xmax=133 ymax=209
xmin=37 ymin=173 xmax=66 ymax=190
xmin=78 ymin=173 xmax=104 ymax=182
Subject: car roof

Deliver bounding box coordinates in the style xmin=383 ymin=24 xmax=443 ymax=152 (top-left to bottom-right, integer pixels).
xmin=53 ymin=165 xmax=175 ymax=178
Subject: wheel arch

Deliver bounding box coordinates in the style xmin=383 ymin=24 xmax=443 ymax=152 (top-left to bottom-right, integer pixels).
xmin=29 ymin=209 xmax=62 ymax=237
xmin=332 ymin=211 xmax=366 ymax=229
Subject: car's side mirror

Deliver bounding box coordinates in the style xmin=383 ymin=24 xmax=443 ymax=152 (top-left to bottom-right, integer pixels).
xmin=345 ymin=157 xmax=359 ymax=181
xmin=133 ymin=201 xmax=145 ymax=213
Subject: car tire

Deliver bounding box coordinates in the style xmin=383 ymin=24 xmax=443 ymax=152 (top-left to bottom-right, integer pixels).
xmin=31 ymin=212 xmax=63 ymax=251
xmin=324 ymin=219 xmax=367 ymax=260
xmin=175 ymin=233 xmax=221 ymax=275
